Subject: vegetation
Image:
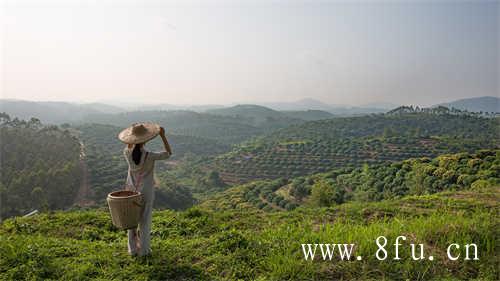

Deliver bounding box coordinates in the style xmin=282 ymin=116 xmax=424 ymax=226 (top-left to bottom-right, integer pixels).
xmin=213 ymin=111 xmax=499 ymax=183
xmin=0 ymin=113 xmax=81 ymax=220
xmin=1 ymin=103 xmax=499 ymax=280
xmin=1 ymin=186 xmax=498 ymax=280
xmin=82 ymin=110 xmax=278 ymax=145
xmin=206 ymin=104 xmax=302 ymax=127
xmin=82 ymin=105 xmax=343 ymax=146
xmin=281 ymin=109 xmax=335 ymax=121
xmin=202 ymin=150 xmax=500 ymax=212
xmin=76 ymin=123 xmax=216 ymax=209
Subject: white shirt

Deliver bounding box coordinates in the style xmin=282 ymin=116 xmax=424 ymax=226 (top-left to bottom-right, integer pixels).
xmin=123 ymin=146 xmax=171 ymax=200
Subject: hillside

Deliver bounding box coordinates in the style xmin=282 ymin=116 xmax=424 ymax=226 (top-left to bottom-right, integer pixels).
xmin=82 ymin=110 xmax=276 ymax=144
xmin=261 ymin=98 xmax=389 ymax=115
xmin=207 ymin=104 xmax=336 ymax=124
xmin=1 ymin=186 xmax=498 ymax=280
xmin=211 ymin=111 xmax=499 ymax=183
xmin=207 ymin=104 xmax=289 ymax=121
xmin=0 ymin=114 xmax=82 ymax=220
xmin=81 ymin=103 xmax=126 ymax=114
xmin=281 ymin=110 xmax=335 ymax=121
xmin=0 ymin=100 xmax=105 ymax=124
xmin=1 ymin=110 xmax=499 ymax=280
xmin=76 ymin=123 xmax=228 ymax=208
xmin=202 ymin=150 xmax=500 ymax=212
xmin=437 ymin=96 xmax=500 ymax=113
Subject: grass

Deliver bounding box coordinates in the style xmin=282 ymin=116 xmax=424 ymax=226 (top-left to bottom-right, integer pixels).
xmin=1 ymin=187 xmax=498 ymax=280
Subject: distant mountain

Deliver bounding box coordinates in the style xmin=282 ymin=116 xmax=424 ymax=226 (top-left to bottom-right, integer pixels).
xmin=437 ymin=96 xmax=500 ymax=113
xmin=261 ymin=98 xmax=333 ymax=111
xmin=361 ymin=102 xmax=399 ymax=109
xmin=92 ymin=99 xmax=226 ymax=112
xmin=0 ymin=99 xmax=102 ymax=124
xmin=80 ymin=102 xmax=126 ymax=114
xmin=0 ymin=98 xmax=388 ymax=124
xmin=131 ymin=103 xmax=225 ymax=112
xmin=81 ymin=109 xmax=297 ymax=144
xmin=206 ymin=104 xmax=305 ymax=130
xmin=281 ymin=110 xmax=335 ymax=121
xmin=326 ymin=106 xmax=387 ymax=115
xmin=207 ymin=104 xmax=335 ymax=123
xmin=261 ymin=98 xmax=388 ymax=115
xmin=207 ymin=104 xmax=290 ymax=122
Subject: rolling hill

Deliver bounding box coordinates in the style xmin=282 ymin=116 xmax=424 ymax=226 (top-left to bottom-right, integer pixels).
xmin=207 ymin=104 xmax=336 ymax=123
xmin=82 ymin=110 xmax=267 ymax=144
xmin=281 ymin=110 xmax=335 ymax=121
xmin=202 ymin=150 xmax=500 ymax=212
xmin=206 ymin=104 xmax=302 ymax=127
xmin=0 ymin=115 xmax=82 ymax=220
xmin=437 ymin=96 xmax=500 ymax=113
xmin=76 ymin=123 xmax=230 ymax=206
xmin=262 ymin=98 xmax=389 ymax=115
xmin=210 ymin=109 xmax=499 ymax=184
xmin=1 ymin=104 xmax=499 ymax=280
xmin=0 ymin=100 xmax=105 ymax=124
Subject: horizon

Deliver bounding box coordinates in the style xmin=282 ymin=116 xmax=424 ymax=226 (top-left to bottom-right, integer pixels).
xmin=2 ymin=95 xmax=498 ymax=110
xmin=2 ymin=0 xmax=499 ymax=107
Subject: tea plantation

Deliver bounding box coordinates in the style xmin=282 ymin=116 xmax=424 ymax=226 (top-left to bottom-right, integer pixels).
xmin=213 ymin=113 xmax=499 ymax=183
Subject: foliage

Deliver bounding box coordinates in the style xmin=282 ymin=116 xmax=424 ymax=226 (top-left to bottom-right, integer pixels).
xmin=0 ymin=114 xmax=81 ymax=219
xmin=76 ymin=123 xmax=228 ymax=207
xmin=204 ymin=150 xmax=500 ymax=211
xmin=310 ymin=179 xmax=344 ymax=206
xmin=82 ymin=110 xmax=278 ymax=145
xmin=1 ymin=187 xmax=498 ymax=280
xmin=213 ymin=112 xmax=499 ymax=183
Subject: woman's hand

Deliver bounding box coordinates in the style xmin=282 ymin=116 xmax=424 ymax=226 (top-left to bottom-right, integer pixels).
xmin=159 ymin=126 xmax=172 ymax=155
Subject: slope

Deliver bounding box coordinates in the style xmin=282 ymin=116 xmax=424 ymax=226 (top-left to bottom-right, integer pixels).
xmin=201 ymin=150 xmax=499 ymax=212
xmin=211 ymin=110 xmax=499 ymax=183
xmin=0 ymin=186 xmax=497 ymax=280
xmin=437 ymin=96 xmax=500 ymax=113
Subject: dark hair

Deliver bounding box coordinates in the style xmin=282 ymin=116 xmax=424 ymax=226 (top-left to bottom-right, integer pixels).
xmin=132 ymin=143 xmax=143 ymax=165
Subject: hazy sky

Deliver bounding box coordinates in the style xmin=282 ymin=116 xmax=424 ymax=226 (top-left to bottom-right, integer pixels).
xmin=1 ymin=0 xmax=498 ymax=106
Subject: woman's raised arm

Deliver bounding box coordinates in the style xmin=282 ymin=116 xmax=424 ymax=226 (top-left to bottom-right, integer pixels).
xmin=159 ymin=127 xmax=172 ymax=155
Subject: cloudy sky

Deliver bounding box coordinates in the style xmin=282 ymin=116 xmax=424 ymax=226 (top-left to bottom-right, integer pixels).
xmin=1 ymin=0 xmax=498 ymax=106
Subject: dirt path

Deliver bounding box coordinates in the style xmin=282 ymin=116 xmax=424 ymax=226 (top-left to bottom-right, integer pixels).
xmin=74 ymin=142 xmax=95 ymax=207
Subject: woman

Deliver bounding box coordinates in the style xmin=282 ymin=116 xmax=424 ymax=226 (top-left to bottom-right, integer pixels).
xmin=118 ymin=123 xmax=172 ymax=256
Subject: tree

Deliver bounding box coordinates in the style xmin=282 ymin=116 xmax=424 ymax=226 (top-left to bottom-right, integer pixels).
xmin=205 ymin=170 xmax=226 ymax=188
xmin=310 ymin=179 xmax=336 ymax=207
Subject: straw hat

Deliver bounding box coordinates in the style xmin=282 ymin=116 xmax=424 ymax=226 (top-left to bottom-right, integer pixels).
xmin=118 ymin=122 xmax=160 ymax=144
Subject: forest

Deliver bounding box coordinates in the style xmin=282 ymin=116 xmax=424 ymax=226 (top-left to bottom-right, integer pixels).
xmin=0 ymin=113 xmax=81 ymax=220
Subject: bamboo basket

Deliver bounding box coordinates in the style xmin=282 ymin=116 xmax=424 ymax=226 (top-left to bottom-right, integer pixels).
xmin=106 ymin=190 xmax=144 ymax=230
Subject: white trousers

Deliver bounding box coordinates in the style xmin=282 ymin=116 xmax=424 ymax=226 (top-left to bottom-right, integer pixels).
xmin=127 ymin=185 xmax=154 ymax=256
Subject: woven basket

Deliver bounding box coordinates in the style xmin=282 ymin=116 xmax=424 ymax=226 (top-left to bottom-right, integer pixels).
xmin=106 ymin=190 xmax=144 ymax=230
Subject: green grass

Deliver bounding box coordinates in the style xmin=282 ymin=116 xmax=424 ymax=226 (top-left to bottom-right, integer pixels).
xmin=1 ymin=187 xmax=498 ymax=280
